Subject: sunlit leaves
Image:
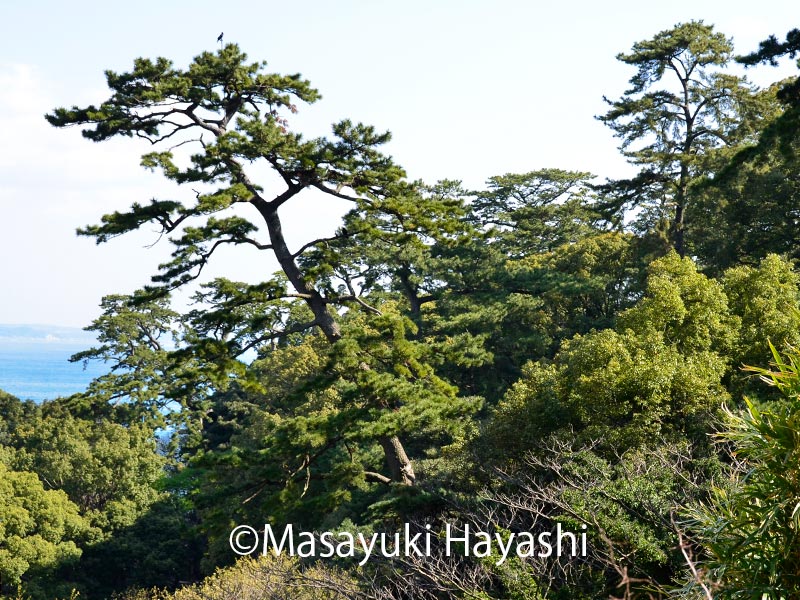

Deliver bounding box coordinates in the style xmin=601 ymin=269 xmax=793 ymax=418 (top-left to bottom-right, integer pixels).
xmin=0 ymin=462 xmax=89 ymax=588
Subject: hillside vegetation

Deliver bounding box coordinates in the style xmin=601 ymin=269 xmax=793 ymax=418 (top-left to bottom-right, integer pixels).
xmin=2 ymin=22 xmax=800 ymax=600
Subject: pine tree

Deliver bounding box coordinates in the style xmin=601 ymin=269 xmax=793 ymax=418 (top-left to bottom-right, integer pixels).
xmin=598 ymin=21 xmax=766 ymax=257
xmin=47 ymin=45 xmax=477 ymax=486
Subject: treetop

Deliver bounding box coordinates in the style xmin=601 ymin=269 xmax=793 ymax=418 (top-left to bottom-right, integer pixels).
xmin=617 ymin=21 xmax=733 ymax=94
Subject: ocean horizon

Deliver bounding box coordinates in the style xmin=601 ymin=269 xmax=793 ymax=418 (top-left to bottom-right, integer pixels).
xmin=0 ymin=324 xmax=108 ymax=402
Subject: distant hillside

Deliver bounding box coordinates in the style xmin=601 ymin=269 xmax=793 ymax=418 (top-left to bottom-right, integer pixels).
xmin=0 ymin=324 xmax=96 ymax=347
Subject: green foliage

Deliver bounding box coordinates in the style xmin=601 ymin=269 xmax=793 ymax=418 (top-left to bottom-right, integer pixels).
xmin=46 ymin=46 xmax=320 ymax=144
xmin=688 ymin=89 xmax=794 ymax=272
xmin=483 ymin=253 xmax=733 ymax=457
xmin=75 ymin=495 xmax=203 ymax=598
xmin=6 ymin=405 xmax=165 ymax=533
xmin=48 ymin=41 xmax=484 ymax=495
xmin=45 ymin=43 xmax=408 ymax=301
xmin=303 ymin=179 xmax=471 ymax=305
xmin=549 ymin=446 xmax=690 ymax=594
xmin=67 ymin=293 xmax=184 ymax=427
xmin=36 ymin=28 xmax=800 ymax=600
xmin=189 ymin=307 xmax=481 ymax=566
xmin=723 ymin=254 xmax=800 ymax=396
xmin=599 ymin=21 xmax=769 ymax=256
xmin=0 ymin=392 xmax=186 ymax=598
xmin=470 ymin=169 xmax=605 ymax=256
xmin=690 ymin=29 xmax=800 ymax=270
xmin=331 ymin=308 xmax=479 ymax=439
xmin=112 ymin=553 xmax=361 ymax=600
xmin=733 ymin=28 xmax=800 ymax=165
xmin=616 ymin=251 xmax=738 ymax=356
xmin=0 ymin=392 xmax=37 ymax=448
xmin=0 ymin=462 xmax=88 ymax=595
xmin=469 ymin=439 xmax=722 ymax=599
xmin=680 ymin=345 xmax=800 ymax=597
xmin=524 ymin=232 xmax=639 ymax=338
xmin=429 ymin=171 xmax=631 ymax=402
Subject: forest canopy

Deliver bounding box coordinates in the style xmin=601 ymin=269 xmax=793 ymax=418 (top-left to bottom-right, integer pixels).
xmin=1 ymin=20 xmax=800 ymax=600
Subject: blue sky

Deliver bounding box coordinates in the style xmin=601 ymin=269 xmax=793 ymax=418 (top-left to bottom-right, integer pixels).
xmin=1 ymin=1 xmax=797 ymax=327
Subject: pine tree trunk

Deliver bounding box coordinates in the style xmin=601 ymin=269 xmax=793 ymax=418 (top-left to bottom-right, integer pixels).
xmin=672 ymin=162 xmax=689 ymax=259
xmin=380 ymin=435 xmax=416 ymax=485
xmin=673 ymin=201 xmax=685 ymax=258
xmin=257 ymin=198 xmax=416 ymax=485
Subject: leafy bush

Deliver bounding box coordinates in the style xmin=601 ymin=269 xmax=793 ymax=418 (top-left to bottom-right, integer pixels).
xmin=113 ymin=553 xmax=362 ymax=600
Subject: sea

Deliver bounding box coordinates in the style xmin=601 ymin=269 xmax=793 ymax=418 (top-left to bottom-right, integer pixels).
xmin=0 ymin=324 xmax=109 ymax=402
